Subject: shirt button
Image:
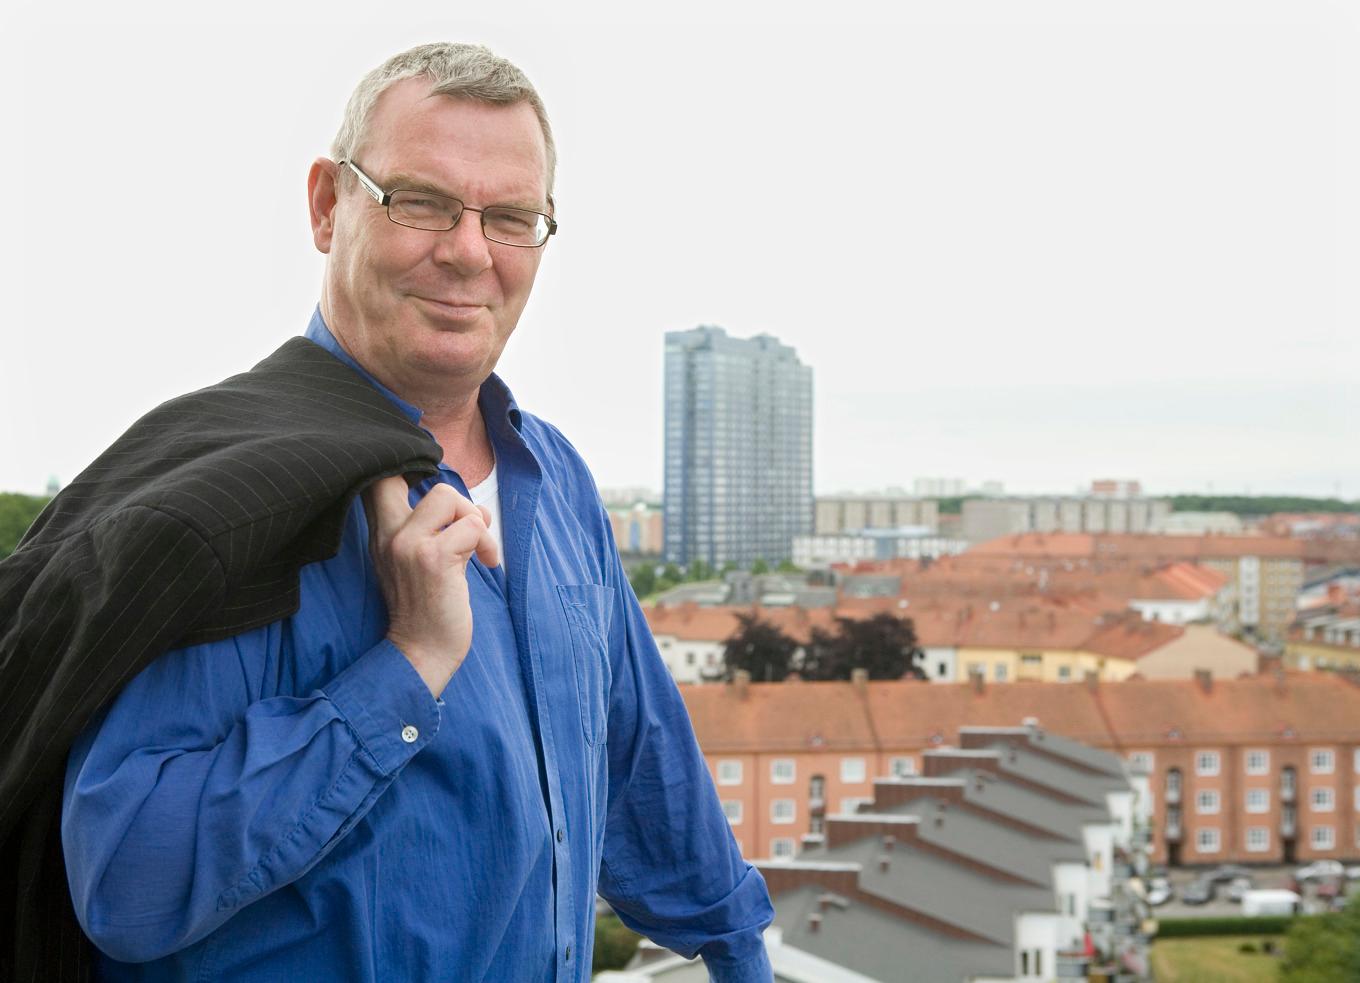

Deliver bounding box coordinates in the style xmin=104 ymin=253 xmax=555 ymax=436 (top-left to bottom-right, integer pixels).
xmin=565 ymin=945 xmax=572 ymax=962
xmin=557 ymin=828 xmax=565 ymax=843
xmin=401 ymin=725 xmax=419 ymax=744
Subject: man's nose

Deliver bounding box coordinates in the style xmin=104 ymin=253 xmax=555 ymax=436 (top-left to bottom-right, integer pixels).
xmin=432 ymin=210 xmax=493 ymax=275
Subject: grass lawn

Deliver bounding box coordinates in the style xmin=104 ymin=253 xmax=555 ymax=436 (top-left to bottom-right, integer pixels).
xmin=1150 ymin=936 xmax=1282 ymax=983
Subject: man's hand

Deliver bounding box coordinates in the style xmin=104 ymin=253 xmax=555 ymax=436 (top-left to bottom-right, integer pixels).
xmin=365 ymin=476 xmax=500 ymax=697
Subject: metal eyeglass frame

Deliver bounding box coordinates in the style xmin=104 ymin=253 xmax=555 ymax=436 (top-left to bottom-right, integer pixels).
xmin=338 ymin=159 xmax=558 ymax=247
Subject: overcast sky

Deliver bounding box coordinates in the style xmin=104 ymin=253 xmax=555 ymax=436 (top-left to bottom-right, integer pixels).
xmin=2 ymin=0 xmax=1357 ymax=500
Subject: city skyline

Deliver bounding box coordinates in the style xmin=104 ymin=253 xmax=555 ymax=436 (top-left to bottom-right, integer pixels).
xmin=2 ymin=2 xmax=1357 ymax=500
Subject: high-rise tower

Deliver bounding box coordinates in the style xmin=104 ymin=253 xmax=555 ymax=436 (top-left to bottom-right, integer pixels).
xmin=663 ymin=326 xmax=813 ymax=568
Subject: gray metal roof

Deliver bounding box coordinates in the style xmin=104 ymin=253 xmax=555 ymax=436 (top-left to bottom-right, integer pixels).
xmin=911 ymin=796 xmax=1084 ymax=882
xmin=774 ymin=884 xmax=1013 ymax=983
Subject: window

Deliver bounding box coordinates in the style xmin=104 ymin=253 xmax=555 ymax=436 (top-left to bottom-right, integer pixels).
xmin=890 ymin=756 xmax=917 ymax=778
xmin=1245 ymin=750 xmax=1270 ymax=775
xmin=770 ymin=838 xmax=795 ymax=859
xmin=1312 ymin=826 xmax=1335 ymax=850
xmin=1354 ymin=748 xmax=1360 ymax=774
xmin=936 ymin=661 xmax=947 ymax=677
xmin=994 ymin=663 xmax=1008 ymax=681
xmin=717 ymin=760 xmax=742 ymax=786
xmin=809 ymin=775 xmax=825 ymax=801
xmin=1197 ymin=828 xmax=1221 ymax=853
xmin=1311 ymin=749 xmax=1335 ymax=775
xmin=1245 ymin=789 xmax=1269 ymax=814
xmin=721 ymin=800 xmax=742 ymax=825
xmin=1128 ymin=752 xmax=1155 ymax=774
xmin=771 ymin=799 xmax=795 ymax=824
xmin=1311 ymin=788 xmax=1335 ymax=813
xmin=1196 ymin=751 xmax=1220 ymax=776
xmin=840 ymin=757 xmax=866 ymax=783
xmin=1196 ymin=790 xmax=1220 ymax=815
xmin=1246 ymin=827 xmax=1270 ymax=853
xmin=1057 ymin=665 xmax=1071 ymax=680
xmin=1354 ymin=786 xmax=1360 ymax=811
xmin=771 ymin=759 xmax=795 ymax=784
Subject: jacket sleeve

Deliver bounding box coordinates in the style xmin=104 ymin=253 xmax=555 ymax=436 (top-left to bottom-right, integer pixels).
xmin=594 ymin=522 xmax=774 ymax=983
xmin=61 ymin=628 xmax=440 ymax=964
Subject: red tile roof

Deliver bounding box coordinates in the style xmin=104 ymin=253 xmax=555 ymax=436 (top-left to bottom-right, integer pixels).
xmin=680 ymin=672 xmax=1360 ymax=753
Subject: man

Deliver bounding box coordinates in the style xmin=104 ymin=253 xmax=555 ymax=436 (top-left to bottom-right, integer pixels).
xmin=58 ymin=42 xmax=773 ymax=981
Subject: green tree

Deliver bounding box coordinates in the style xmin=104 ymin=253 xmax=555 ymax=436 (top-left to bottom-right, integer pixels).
xmin=775 ymin=558 xmax=801 ymax=574
xmin=0 ymin=493 xmax=50 ymax=559
xmin=628 ymin=563 xmax=657 ymax=598
xmin=592 ymin=913 xmax=641 ymax=973
xmin=749 ymin=557 xmax=770 ymax=575
xmin=802 ymin=614 xmax=925 ymax=681
xmin=723 ymin=613 xmax=798 ymax=682
xmin=1280 ymin=895 xmax=1360 ymax=982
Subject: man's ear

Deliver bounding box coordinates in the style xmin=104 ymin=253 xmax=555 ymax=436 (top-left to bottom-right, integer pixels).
xmin=308 ymin=158 xmax=340 ymax=254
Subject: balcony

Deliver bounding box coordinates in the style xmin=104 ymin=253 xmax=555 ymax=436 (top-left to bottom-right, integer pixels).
xmin=1164 ymin=820 xmax=1182 ymax=842
xmin=1164 ymin=784 xmax=1181 ymax=805
xmin=1281 ymin=815 xmax=1297 ymax=838
xmin=1280 ymin=784 xmax=1296 ymax=803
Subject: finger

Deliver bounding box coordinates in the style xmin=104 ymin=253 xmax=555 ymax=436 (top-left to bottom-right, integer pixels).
xmin=365 ymin=475 xmax=414 ymax=535
xmin=406 ymin=483 xmax=481 ymax=537
xmin=437 ymin=511 xmax=501 ymax=569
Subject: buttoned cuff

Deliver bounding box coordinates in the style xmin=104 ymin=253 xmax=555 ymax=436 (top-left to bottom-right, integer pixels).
xmin=322 ymin=639 xmax=441 ymax=774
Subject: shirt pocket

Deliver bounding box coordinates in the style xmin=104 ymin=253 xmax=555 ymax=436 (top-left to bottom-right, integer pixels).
xmin=556 ymin=583 xmax=614 ymax=747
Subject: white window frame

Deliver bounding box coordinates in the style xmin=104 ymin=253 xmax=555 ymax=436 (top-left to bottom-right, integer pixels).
xmin=1353 ymin=747 xmax=1360 ymax=774
xmin=1196 ymin=828 xmax=1221 ymax=854
xmin=1245 ymin=827 xmax=1270 ymax=853
xmin=1312 ymin=825 xmax=1336 ymax=850
xmin=771 ymin=799 xmax=796 ymax=824
xmin=1311 ymin=787 xmax=1336 ymax=813
xmin=1311 ymin=748 xmax=1335 ymax=775
xmin=717 ymin=760 xmax=743 ymax=786
xmin=1196 ymin=790 xmax=1221 ymax=815
xmin=1245 ymin=788 xmax=1269 ymax=814
xmin=721 ymin=800 xmax=743 ymax=825
xmin=1127 ymin=751 xmax=1155 ymax=774
xmin=1354 ymin=786 xmax=1360 ymax=812
xmin=1195 ymin=750 xmax=1221 ymax=776
xmin=890 ymin=756 xmax=917 ymax=778
xmin=770 ymin=837 xmax=795 ymax=859
xmin=840 ymin=757 xmax=867 ymax=784
xmin=771 ymin=759 xmax=796 ymax=785
xmin=1245 ymin=749 xmax=1270 ymax=775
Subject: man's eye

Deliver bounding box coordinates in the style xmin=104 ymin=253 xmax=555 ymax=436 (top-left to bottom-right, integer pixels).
xmin=487 ymin=210 xmax=534 ymax=232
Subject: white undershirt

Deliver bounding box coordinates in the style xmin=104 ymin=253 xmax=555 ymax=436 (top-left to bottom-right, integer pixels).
xmin=466 ymin=464 xmax=505 ymax=574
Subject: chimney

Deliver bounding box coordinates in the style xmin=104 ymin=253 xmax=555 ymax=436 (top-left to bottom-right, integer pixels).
xmin=1084 ymin=670 xmax=1099 ymax=693
xmin=807 ymin=912 xmax=822 ymax=933
xmin=882 ymin=834 xmax=896 ymax=852
xmin=878 ymin=854 xmax=891 ymax=873
xmin=851 ymin=667 xmax=869 ymax=693
xmin=970 ymin=667 xmax=985 ymax=694
xmin=732 ymin=669 xmax=750 ymax=700
xmin=1194 ymin=669 xmax=1213 ymax=695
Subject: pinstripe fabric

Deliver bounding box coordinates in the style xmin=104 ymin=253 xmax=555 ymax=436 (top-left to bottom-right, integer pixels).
xmin=0 ymin=338 xmax=442 ymax=981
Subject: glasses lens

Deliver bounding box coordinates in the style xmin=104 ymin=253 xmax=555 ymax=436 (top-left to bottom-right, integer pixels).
xmin=482 ymin=206 xmax=549 ymax=247
xmin=388 ymin=190 xmax=460 ymax=231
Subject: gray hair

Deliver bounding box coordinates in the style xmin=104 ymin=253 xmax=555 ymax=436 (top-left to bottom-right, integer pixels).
xmin=332 ymin=42 xmax=557 ymax=196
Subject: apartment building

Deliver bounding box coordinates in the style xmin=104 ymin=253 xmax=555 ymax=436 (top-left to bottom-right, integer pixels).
xmin=681 ymin=668 xmax=1360 ymax=868
xmin=961 ymin=497 xmax=1172 ymax=543
xmin=813 ymin=495 xmax=940 ymax=535
xmin=969 ymin=533 xmax=1304 ymax=641
xmin=608 ymin=502 xmax=664 ymax=556
xmin=663 ymin=325 xmax=813 ymax=568
xmin=791 ymin=528 xmax=966 ymax=568
xmin=1287 ymin=605 xmax=1360 ymax=672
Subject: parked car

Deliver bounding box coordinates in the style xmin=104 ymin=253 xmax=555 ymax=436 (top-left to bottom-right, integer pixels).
xmin=1242 ymin=889 xmax=1301 ymax=917
xmin=1182 ymin=879 xmax=1216 ymax=905
xmin=1206 ymin=864 xmax=1253 ymax=883
xmin=1296 ymin=860 xmax=1346 ymax=882
xmin=1315 ymin=878 xmax=1344 ymax=901
xmin=1146 ymin=877 xmax=1173 ymax=906
xmin=1227 ymin=876 xmax=1255 ymax=902
xmin=1346 ymin=866 xmax=1360 ymax=881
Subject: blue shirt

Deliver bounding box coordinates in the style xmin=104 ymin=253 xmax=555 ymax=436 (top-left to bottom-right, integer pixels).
xmin=62 ymin=311 xmax=773 ymax=982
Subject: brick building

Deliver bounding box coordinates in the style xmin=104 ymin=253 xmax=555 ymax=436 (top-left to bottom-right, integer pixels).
xmin=681 ymin=669 xmax=1360 ymax=868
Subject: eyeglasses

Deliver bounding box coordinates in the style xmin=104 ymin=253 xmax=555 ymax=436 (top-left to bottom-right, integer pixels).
xmin=338 ymin=159 xmax=557 ymax=248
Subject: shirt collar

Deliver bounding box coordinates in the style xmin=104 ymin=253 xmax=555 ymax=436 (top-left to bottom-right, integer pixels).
xmin=304 ymin=306 xmax=523 ymax=433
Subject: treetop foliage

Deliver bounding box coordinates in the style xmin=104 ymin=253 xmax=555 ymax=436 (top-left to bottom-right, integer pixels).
xmin=0 ymin=493 xmax=50 ymax=559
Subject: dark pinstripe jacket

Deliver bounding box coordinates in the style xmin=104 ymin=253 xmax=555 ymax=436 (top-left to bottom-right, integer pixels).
xmin=0 ymin=338 xmax=443 ymax=981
